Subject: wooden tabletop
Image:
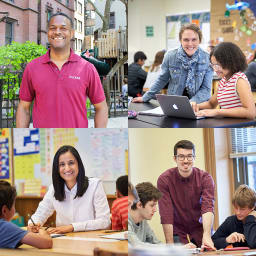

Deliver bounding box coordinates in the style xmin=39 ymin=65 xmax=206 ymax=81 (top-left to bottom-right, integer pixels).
xmin=200 ymin=248 xmax=256 ymax=255
xmin=0 ymin=230 xmax=128 ymax=256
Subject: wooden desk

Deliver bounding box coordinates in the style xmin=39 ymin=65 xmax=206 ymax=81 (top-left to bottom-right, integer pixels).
xmin=201 ymin=249 xmax=256 ymax=255
xmin=0 ymin=230 xmax=127 ymax=256
xmin=129 ymin=101 xmax=256 ymax=128
xmin=15 ymin=195 xmax=116 ymax=227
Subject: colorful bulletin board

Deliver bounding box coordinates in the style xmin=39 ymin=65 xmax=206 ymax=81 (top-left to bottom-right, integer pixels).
xmin=166 ymin=11 xmax=210 ymax=51
xmin=13 ymin=129 xmax=128 ymax=196
xmin=211 ymin=0 xmax=256 ymax=58
xmin=0 ymin=129 xmax=11 ymax=184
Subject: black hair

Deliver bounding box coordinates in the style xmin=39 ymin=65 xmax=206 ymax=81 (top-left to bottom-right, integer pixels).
xmin=174 ymin=140 xmax=195 ymax=156
xmin=52 ymin=145 xmax=89 ymax=201
xmin=210 ymin=42 xmax=248 ymax=75
xmin=131 ymin=182 xmax=161 ymax=210
xmin=0 ymin=181 xmax=16 ymax=215
xmin=48 ymin=12 xmax=73 ymax=28
xmin=116 ymin=175 xmax=128 ymax=196
xmin=134 ymin=51 xmax=147 ymax=63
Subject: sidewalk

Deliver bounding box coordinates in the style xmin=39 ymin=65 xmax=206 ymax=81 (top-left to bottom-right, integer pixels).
xmin=88 ymin=116 xmax=128 ymax=128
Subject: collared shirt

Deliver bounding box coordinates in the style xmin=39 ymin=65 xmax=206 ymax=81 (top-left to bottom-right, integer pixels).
xmin=30 ymin=178 xmax=111 ymax=232
xmin=111 ymin=196 xmax=128 ymax=230
xmin=19 ymin=49 xmax=105 ymax=128
xmin=0 ymin=218 xmax=28 ymax=248
xmin=157 ymin=167 xmax=215 ymax=247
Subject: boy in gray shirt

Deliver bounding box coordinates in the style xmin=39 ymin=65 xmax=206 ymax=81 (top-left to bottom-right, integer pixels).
xmin=128 ymin=182 xmax=162 ymax=246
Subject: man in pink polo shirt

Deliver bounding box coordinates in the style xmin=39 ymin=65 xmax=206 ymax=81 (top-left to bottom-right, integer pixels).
xmin=16 ymin=13 xmax=108 ymax=128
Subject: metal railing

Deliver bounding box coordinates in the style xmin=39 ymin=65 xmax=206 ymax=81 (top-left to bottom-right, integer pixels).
xmin=0 ymin=72 xmax=21 ymax=128
xmin=0 ymin=71 xmax=127 ymax=128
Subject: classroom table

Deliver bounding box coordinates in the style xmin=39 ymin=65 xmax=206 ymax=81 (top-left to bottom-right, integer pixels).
xmin=0 ymin=230 xmax=128 ymax=256
xmin=128 ymin=101 xmax=256 ymax=128
xmin=200 ymin=248 xmax=256 ymax=255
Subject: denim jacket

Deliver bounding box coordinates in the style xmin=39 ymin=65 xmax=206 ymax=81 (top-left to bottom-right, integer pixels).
xmin=142 ymin=47 xmax=213 ymax=103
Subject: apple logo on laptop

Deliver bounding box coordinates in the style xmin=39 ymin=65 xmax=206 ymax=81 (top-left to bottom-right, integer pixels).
xmin=172 ymin=104 xmax=178 ymax=110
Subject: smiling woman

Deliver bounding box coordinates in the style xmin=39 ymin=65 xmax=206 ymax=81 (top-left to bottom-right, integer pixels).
xmin=27 ymin=145 xmax=111 ymax=234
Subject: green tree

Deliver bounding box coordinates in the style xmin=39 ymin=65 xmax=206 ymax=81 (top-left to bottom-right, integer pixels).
xmin=0 ymin=41 xmax=47 ymax=99
xmin=0 ymin=41 xmax=47 ymax=120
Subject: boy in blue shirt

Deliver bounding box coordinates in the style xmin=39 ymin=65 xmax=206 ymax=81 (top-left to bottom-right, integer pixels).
xmin=0 ymin=181 xmax=52 ymax=249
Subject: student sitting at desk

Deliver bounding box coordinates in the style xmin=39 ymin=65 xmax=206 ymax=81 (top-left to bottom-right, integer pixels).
xmin=0 ymin=181 xmax=52 ymax=249
xmin=111 ymin=175 xmax=128 ymax=231
xmin=212 ymin=185 xmax=256 ymax=249
xmin=28 ymin=145 xmax=110 ymax=234
xmin=191 ymin=42 xmax=256 ymax=119
xmin=128 ymin=182 xmax=162 ymax=246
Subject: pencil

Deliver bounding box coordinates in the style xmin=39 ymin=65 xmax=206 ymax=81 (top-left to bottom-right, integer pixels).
xmin=30 ymin=217 xmax=36 ymax=226
xmin=187 ymin=234 xmax=191 ymax=243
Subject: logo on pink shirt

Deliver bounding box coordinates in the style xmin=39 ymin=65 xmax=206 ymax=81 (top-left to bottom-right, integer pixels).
xmin=69 ymin=75 xmax=80 ymax=80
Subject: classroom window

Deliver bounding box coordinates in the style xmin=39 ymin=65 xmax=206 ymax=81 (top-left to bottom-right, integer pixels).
xmin=230 ymin=128 xmax=256 ymax=190
xmin=109 ymin=12 xmax=115 ymax=29
xmin=5 ymin=22 xmax=13 ymax=45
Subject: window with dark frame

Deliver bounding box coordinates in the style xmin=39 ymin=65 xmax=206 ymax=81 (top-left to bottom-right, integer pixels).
xmin=47 ymin=9 xmax=53 ymax=22
xmin=230 ymin=128 xmax=256 ymax=190
xmin=5 ymin=22 xmax=13 ymax=45
xmin=66 ymin=0 xmax=69 ymax=7
xmin=109 ymin=12 xmax=115 ymax=29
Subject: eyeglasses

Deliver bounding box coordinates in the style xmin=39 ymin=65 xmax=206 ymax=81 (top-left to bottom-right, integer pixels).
xmin=175 ymin=154 xmax=195 ymax=161
xmin=210 ymin=63 xmax=222 ymax=70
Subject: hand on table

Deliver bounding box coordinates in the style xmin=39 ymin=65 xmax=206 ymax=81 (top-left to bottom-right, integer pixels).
xmin=202 ymin=233 xmax=216 ymax=251
xmin=226 ymin=232 xmax=245 ymax=244
xmin=196 ymin=109 xmax=218 ymax=117
xmin=132 ymin=97 xmax=143 ymax=103
xmin=184 ymin=242 xmax=197 ymax=249
xmin=190 ymin=102 xmax=199 ymax=113
xmin=27 ymin=223 xmax=41 ymax=233
xmin=47 ymin=224 xmax=74 ymax=234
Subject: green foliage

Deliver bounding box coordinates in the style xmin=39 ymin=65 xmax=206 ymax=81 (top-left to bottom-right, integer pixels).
xmin=0 ymin=41 xmax=47 ymax=120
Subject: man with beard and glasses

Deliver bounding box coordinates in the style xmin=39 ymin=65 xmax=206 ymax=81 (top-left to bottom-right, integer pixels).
xmin=157 ymin=140 xmax=216 ymax=250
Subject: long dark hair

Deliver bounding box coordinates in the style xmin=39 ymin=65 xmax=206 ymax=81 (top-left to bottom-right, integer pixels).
xmin=52 ymin=145 xmax=89 ymax=201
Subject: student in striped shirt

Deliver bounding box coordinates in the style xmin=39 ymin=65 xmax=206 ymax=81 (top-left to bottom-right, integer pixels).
xmin=111 ymin=175 xmax=128 ymax=230
xmin=191 ymin=42 xmax=256 ymax=119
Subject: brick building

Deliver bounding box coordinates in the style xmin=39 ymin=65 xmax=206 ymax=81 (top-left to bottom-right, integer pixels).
xmin=0 ymin=0 xmax=75 ymax=48
xmin=0 ymin=0 xmax=38 ymax=46
xmin=38 ymin=0 xmax=74 ymax=47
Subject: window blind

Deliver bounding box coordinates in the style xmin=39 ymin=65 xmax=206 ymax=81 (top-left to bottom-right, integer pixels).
xmin=230 ymin=128 xmax=256 ymax=158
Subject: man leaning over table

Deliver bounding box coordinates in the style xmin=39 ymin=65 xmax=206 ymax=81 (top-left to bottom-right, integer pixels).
xmin=16 ymin=12 xmax=108 ymax=128
xmin=157 ymin=140 xmax=216 ymax=250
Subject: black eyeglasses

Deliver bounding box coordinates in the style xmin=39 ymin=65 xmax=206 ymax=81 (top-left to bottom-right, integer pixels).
xmin=175 ymin=154 xmax=195 ymax=161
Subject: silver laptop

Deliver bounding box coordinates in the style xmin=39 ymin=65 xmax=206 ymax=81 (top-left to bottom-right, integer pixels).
xmin=156 ymin=94 xmax=205 ymax=120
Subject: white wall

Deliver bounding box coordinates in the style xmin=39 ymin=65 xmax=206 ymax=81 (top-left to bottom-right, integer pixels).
xmin=128 ymin=0 xmax=210 ymax=65
xmin=94 ymin=0 xmax=126 ymax=31
xmin=214 ymin=128 xmax=232 ymax=225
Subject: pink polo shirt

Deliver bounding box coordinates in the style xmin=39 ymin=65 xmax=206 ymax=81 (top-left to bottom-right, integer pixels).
xmin=19 ymin=49 xmax=105 ymax=128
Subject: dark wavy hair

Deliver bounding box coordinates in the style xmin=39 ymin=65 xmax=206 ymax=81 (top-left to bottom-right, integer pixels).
xmin=0 ymin=181 xmax=16 ymax=215
xmin=210 ymin=42 xmax=248 ymax=75
xmin=52 ymin=145 xmax=89 ymax=201
xmin=116 ymin=175 xmax=128 ymax=196
xmin=174 ymin=140 xmax=195 ymax=156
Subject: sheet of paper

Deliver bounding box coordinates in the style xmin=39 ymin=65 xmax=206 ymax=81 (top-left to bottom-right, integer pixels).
xmin=101 ymin=231 xmax=127 ymax=240
xmin=56 ymin=236 xmax=119 ymax=242
xmin=138 ymin=106 xmax=164 ymax=116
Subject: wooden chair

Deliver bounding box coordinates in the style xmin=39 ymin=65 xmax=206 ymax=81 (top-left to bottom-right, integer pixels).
xmin=93 ymin=247 xmax=128 ymax=256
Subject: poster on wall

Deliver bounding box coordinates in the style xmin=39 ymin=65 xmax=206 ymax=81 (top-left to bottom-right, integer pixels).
xmin=166 ymin=11 xmax=210 ymax=51
xmin=0 ymin=138 xmax=9 ymax=180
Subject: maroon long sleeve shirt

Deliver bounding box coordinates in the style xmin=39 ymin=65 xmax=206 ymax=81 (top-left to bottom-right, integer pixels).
xmin=157 ymin=167 xmax=215 ymax=247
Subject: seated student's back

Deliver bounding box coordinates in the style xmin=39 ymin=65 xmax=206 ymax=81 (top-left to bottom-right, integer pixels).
xmin=0 ymin=181 xmax=52 ymax=249
xmin=112 ymin=175 xmax=128 ymax=230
